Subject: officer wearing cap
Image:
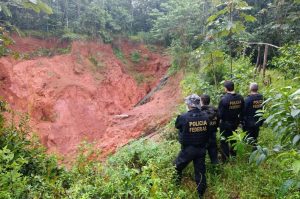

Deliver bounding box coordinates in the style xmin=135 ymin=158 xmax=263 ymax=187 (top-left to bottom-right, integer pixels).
xmin=218 ymin=81 xmax=244 ymax=162
xmin=174 ymin=94 xmax=213 ymax=198
xmin=243 ymin=83 xmax=264 ymax=147
xmin=200 ymin=94 xmax=219 ymax=164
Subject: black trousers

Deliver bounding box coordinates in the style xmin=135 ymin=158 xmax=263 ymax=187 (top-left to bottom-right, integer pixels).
xmin=244 ymin=125 xmax=260 ymax=146
xmin=207 ymin=131 xmax=218 ymax=164
xmin=220 ymin=121 xmax=238 ymax=162
xmin=174 ymin=145 xmax=206 ymax=197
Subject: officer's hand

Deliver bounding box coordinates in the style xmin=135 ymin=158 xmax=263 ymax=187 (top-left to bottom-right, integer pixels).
xmin=238 ymin=122 xmax=244 ymax=129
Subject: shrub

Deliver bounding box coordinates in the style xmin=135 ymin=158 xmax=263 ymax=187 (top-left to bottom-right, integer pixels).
xmin=61 ymin=31 xmax=88 ymax=42
xmin=129 ymin=32 xmax=153 ymax=44
xmin=167 ymin=40 xmax=192 ymax=75
xmin=131 ymin=50 xmax=141 ymax=63
xmin=272 ymin=43 xmax=300 ymax=78
xmin=262 ymin=86 xmax=300 ymax=146
xmin=0 ymin=102 xmax=68 ymax=198
xmin=113 ymin=47 xmax=125 ymax=61
xmin=89 ymin=55 xmax=105 ymax=71
xmin=0 ymin=28 xmax=13 ymax=57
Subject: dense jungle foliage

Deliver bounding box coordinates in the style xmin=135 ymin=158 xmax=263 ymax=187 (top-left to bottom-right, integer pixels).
xmin=0 ymin=0 xmax=299 ymax=198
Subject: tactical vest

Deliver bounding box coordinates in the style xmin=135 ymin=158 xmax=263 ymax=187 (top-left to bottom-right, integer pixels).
xmin=201 ymin=105 xmax=219 ymax=132
xmin=219 ymin=93 xmax=244 ymax=122
xmin=244 ymin=93 xmax=264 ymax=127
xmin=179 ymin=109 xmax=210 ymax=146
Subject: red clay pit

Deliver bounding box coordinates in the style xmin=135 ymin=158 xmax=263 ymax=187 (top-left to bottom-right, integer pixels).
xmin=0 ymin=36 xmax=181 ymax=159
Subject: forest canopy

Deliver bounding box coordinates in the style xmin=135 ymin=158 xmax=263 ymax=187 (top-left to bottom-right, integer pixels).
xmin=0 ymin=0 xmax=299 ymax=45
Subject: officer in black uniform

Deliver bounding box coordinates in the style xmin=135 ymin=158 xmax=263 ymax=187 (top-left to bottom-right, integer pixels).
xmin=218 ymin=81 xmax=244 ymax=162
xmin=243 ymin=83 xmax=264 ymax=147
xmin=200 ymin=94 xmax=219 ymax=164
xmin=174 ymin=94 xmax=213 ymax=198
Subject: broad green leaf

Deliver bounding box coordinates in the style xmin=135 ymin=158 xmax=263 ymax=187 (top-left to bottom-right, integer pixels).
xmin=207 ymin=9 xmax=227 ymax=23
xmin=292 ymin=135 xmax=300 ymax=145
xmin=291 ymin=89 xmax=300 ymax=97
xmin=29 ymin=0 xmax=38 ymax=5
xmin=249 ymin=150 xmax=258 ymax=163
xmin=234 ymin=21 xmax=245 ymax=33
xmin=2 ymin=5 xmax=12 ymax=17
xmin=207 ymin=15 xmax=217 ymax=23
xmin=273 ymin=145 xmax=282 ymax=152
xmin=219 ymin=29 xmax=230 ymax=37
xmin=212 ymin=50 xmax=224 ymax=58
xmin=23 ymin=2 xmax=40 ymax=13
xmin=292 ymin=160 xmax=300 ymax=174
xmin=37 ymin=1 xmax=53 ymax=14
xmin=278 ymin=179 xmax=295 ymax=196
xmin=236 ymin=1 xmax=249 ymax=8
xmin=262 ymin=98 xmax=272 ymax=105
xmin=265 ymin=115 xmax=274 ymax=123
xmin=241 ymin=13 xmax=256 ymax=22
xmin=256 ymin=153 xmax=266 ymax=165
xmin=291 ymin=109 xmax=300 ymax=118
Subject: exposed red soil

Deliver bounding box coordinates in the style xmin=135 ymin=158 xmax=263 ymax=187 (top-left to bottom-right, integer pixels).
xmin=9 ymin=35 xmax=68 ymax=53
xmin=0 ymin=36 xmax=182 ymax=159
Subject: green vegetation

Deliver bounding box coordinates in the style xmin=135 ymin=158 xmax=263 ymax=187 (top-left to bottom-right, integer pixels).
xmin=89 ymin=55 xmax=105 ymax=72
xmin=113 ymin=47 xmax=126 ymax=63
xmin=272 ymin=43 xmax=300 ymax=78
xmin=130 ymin=50 xmax=141 ymax=63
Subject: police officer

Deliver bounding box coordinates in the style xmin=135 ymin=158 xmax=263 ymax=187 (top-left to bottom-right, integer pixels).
xmin=218 ymin=81 xmax=244 ymax=162
xmin=243 ymin=83 xmax=264 ymax=147
xmin=200 ymin=94 xmax=219 ymax=165
xmin=174 ymin=94 xmax=213 ymax=198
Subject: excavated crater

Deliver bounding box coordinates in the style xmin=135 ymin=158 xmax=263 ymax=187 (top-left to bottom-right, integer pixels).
xmin=0 ymin=36 xmax=181 ymax=159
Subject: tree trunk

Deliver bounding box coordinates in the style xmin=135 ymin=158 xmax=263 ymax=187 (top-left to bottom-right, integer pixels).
xmin=262 ymin=45 xmax=269 ymax=78
xmin=65 ymin=0 xmax=69 ymax=28
xmin=211 ymin=53 xmax=217 ymax=87
xmin=77 ymin=0 xmax=80 ymax=17
xmin=229 ymin=0 xmax=233 ymax=78
xmin=254 ymin=45 xmax=261 ymax=76
xmin=243 ymin=46 xmax=246 ymax=57
xmin=258 ymin=64 xmax=262 ymax=73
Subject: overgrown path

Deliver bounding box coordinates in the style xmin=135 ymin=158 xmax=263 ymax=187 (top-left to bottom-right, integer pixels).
xmin=0 ymin=36 xmax=182 ymax=160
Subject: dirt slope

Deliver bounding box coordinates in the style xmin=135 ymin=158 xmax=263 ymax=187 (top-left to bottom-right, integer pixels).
xmin=0 ymin=37 xmax=181 ymax=158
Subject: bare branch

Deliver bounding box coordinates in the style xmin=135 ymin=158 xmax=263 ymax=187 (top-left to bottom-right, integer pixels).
xmin=240 ymin=41 xmax=280 ymax=49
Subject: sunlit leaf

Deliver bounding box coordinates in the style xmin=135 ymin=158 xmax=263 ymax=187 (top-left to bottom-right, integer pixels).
xmin=292 ymin=160 xmax=300 ymax=174
xmin=2 ymin=5 xmax=12 ymax=17
xmin=207 ymin=9 xmax=227 ymax=23
xmin=273 ymin=145 xmax=282 ymax=152
xmin=278 ymin=179 xmax=295 ymax=197
xmin=28 ymin=0 xmax=38 ymax=5
xmin=291 ymin=89 xmax=300 ymax=97
xmin=292 ymin=135 xmax=300 ymax=145
xmin=241 ymin=13 xmax=256 ymax=22
xmin=249 ymin=150 xmax=258 ymax=163
xmin=256 ymin=153 xmax=266 ymax=165
xmin=291 ymin=109 xmax=300 ymax=118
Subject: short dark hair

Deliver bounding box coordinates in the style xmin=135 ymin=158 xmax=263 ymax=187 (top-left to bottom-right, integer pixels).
xmin=200 ymin=94 xmax=210 ymax=105
xmin=224 ymin=80 xmax=234 ymax=91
